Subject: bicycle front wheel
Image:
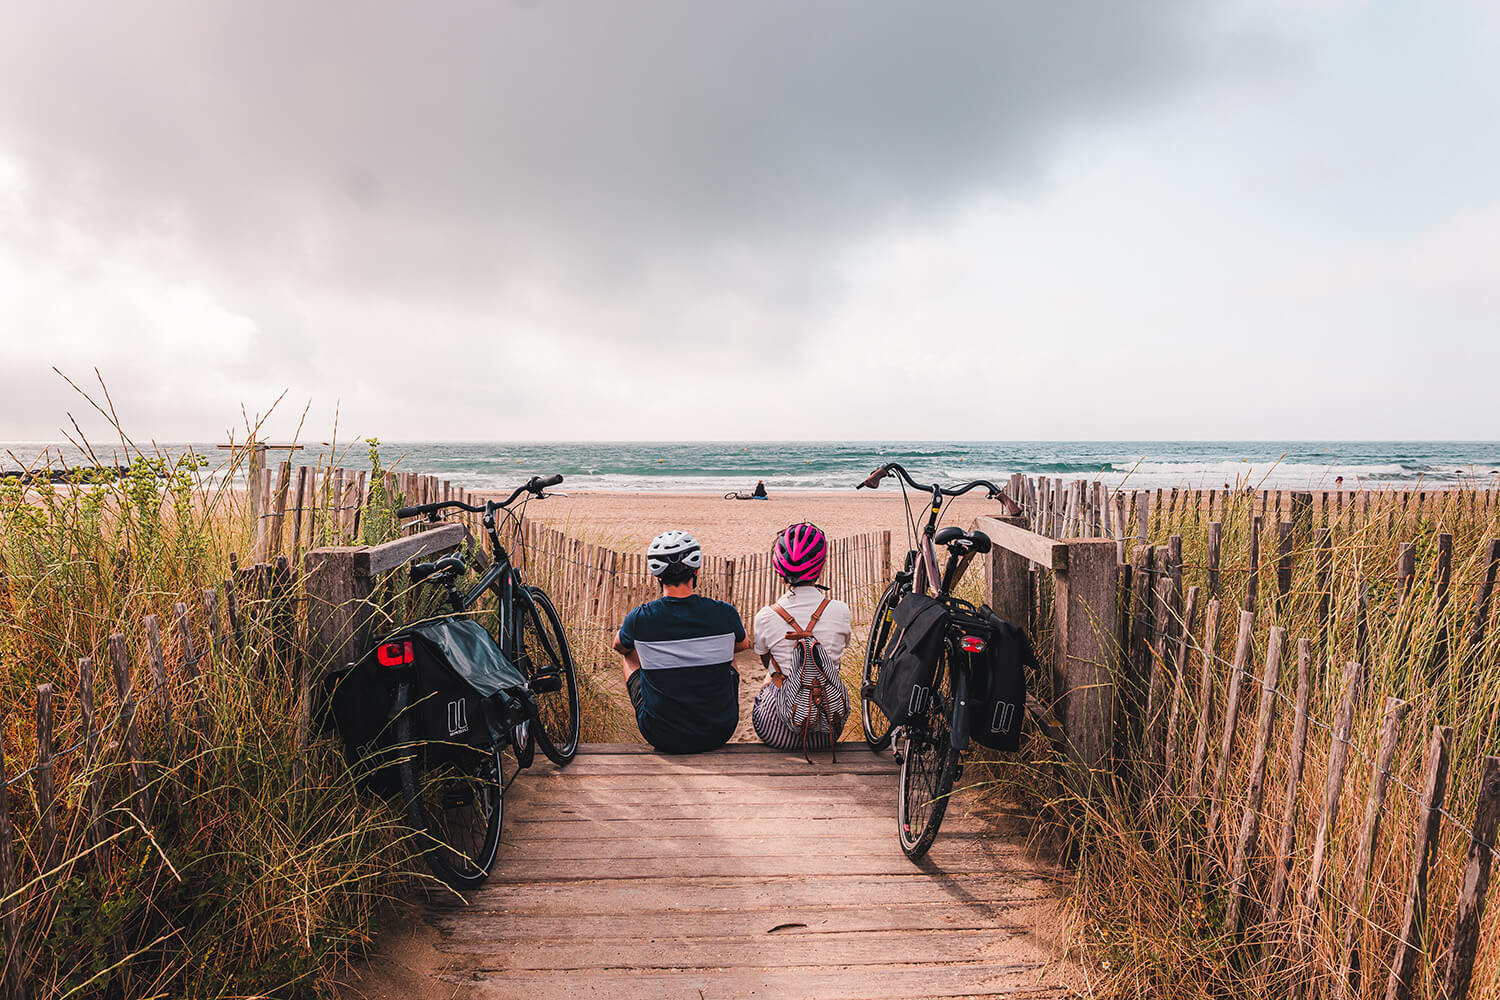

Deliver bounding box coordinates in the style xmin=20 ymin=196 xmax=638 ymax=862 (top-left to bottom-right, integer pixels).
xmin=862 ymin=580 xmax=904 ymax=750
xmin=896 ymin=655 xmax=961 ymax=861
xmin=393 ymin=681 xmax=504 ymax=890
xmin=520 ymin=586 xmax=580 ymax=765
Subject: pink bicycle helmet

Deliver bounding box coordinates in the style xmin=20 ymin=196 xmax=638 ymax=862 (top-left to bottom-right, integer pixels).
xmin=772 ymin=522 xmax=828 ymax=585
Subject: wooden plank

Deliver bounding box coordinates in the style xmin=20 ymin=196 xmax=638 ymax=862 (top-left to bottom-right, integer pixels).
xmin=436 ymin=926 xmax=1037 ymax=969
xmin=446 ymin=964 xmax=1067 ymax=1000
xmin=1226 ymin=626 xmax=1284 ymax=937
xmin=1441 ymin=755 xmax=1500 ymax=1000
xmin=974 ymin=516 xmax=1066 ymax=571
xmin=1266 ymin=637 xmax=1314 ymax=927
xmin=459 ymin=873 xmax=1060 ymax=912
xmin=435 ymin=899 xmax=1055 ymax=941
xmin=555 ymin=755 xmax=897 ymax=777
xmin=1333 ymin=696 xmax=1409 ymax=1000
xmin=492 ymin=842 xmax=1035 ymax=874
xmin=1384 ymin=725 xmax=1452 ymax=1000
xmin=359 ymin=522 xmax=466 ymax=574
xmin=1427 ymin=533 xmax=1453 ymax=677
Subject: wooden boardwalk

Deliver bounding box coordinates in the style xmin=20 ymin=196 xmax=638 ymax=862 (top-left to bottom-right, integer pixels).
xmin=420 ymin=743 xmax=1077 ymax=999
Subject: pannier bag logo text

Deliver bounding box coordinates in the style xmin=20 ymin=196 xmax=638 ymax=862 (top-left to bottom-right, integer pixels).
xmin=989 ymin=700 xmax=1015 ymax=734
xmin=908 ymin=685 xmax=929 ymax=718
xmin=448 ymin=698 xmax=470 ymax=737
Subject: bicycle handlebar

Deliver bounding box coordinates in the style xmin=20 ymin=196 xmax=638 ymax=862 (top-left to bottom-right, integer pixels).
xmin=396 ymin=474 xmax=564 ymax=521
xmin=855 ymin=462 xmax=1022 ymax=515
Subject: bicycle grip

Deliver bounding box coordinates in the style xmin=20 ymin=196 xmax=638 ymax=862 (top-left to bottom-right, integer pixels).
xmin=536 ymin=474 xmax=564 ymax=490
xmin=395 ymin=505 xmax=421 ymax=519
xmin=857 ymin=466 xmax=886 ymax=490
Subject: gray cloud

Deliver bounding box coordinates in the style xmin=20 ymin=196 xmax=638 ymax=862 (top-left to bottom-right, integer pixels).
xmin=2 ymin=0 xmax=1232 ymax=309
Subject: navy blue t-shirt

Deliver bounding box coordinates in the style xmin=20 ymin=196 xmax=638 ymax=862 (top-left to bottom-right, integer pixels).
xmin=619 ymin=594 xmax=744 ymax=754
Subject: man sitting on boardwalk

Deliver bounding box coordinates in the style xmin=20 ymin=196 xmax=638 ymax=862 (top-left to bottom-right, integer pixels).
xmin=613 ymin=529 xmax=747 ymax=753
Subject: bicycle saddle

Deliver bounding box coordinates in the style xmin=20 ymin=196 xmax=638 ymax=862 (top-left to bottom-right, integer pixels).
xmin=934 ymin=526 xmax=992 ymax=554
xmin=411 ymin=554 xmax=466 ymax=583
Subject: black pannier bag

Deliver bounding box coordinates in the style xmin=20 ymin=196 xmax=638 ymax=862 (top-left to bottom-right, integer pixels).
xmin=322 ymin=618 xmax=530 ymax=793
xmin=963 ymin=606 xmax=1036 ymax=751
xmin=874 ymin=592 xmax=950 ymax=726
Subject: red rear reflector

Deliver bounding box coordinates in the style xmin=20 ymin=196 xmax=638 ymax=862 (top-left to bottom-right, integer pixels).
xmin=960 ymin=635 xmax=986 ymax=654
xmin=376 ymin=641 xmax=415 ymax=667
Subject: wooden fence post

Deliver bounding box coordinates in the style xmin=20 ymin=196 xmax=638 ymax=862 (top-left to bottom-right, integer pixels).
xmin=985 ymin=516 xmax=1030 ymax=627
xmin=0 ymin=740 xmax=26 ymax=1000
xmin=1162 ymin=585 xmax=1201 ymax=792
xmin=1205 ymin=608 xmax=1256 ymax=854
xmin=1276 ymin=521 xmax=1294 ymax=617
xmin=1052 ymin=539 xmax=1119 ymax=774
xmin=1226 ymin=626 xmax=1285 ymax=937
xmin=108 ymin=632 xmax=153 ymax=820
xmin=35 ymin=684 xmax=57 ymax=877
xmin=1427 ymin=533 xmax=1453 ymax=678
xmin=1207 ymin=521 xmax=1223 ymax=599
xmin=1295 ymin=660 xmax=1364 ymax=967
xmin=1333 ymin=696 xmax=1410 ymax=1000
xmin=1441 ymin=755 xmax=1500 ymax=1000
xmin=143 ymin=614 xmax=183 ymax=812
xmin=1467 ymin=539 xmax=1500 ymax=666
xmin=1246 ymin=516 xmax=1262 ymax=613
xmin=1186 ymin=599 xmax=1222 ymax=805
xmin=1266 ymin=638 xmax=1314 ymax=927
xmin=1384 ymin=725 xmax=1452 ymax=1000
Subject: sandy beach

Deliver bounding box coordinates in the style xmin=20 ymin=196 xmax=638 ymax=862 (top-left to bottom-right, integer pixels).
xmin=519 ymin=488 xmax=1013 ymax=559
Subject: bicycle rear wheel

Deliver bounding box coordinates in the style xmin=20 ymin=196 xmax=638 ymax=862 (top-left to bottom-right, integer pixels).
xmin=862 ymin=580 xmax=904 ymax=750
xmin=520 ymin=586 xmax=580 ymax=765
xmin=896 ymin=655 xmax=961 ymax=861
xmin=393 ymin=680 xmax=504 ymax=890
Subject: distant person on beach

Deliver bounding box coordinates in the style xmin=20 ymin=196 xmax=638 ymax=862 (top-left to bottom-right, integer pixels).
xmin=752 ymin=479 xmax=768 ymax=498
xmin=613 ymin=530 xmax=747 ymax=754
xmin=750 ymin=523 xmax=852 ymax=751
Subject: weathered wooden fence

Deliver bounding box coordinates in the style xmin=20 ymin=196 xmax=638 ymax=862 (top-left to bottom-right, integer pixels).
xmin=0 ymin=554 xmax=305 ymax=998
xmin=981 ymin=477 xmax=1500 ymax=999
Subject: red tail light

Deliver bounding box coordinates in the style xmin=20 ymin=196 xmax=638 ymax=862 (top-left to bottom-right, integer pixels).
xmin=376 ymin=640 xmax=415 ymax=667
xmin=959 ymin=635 xmax=986 ymax=654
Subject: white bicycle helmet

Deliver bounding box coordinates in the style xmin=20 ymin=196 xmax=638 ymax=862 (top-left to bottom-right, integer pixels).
xmin=647 ymin=529 xmax=703 ymax=577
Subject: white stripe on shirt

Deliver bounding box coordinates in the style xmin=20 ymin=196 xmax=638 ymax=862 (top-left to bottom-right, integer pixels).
xmin=635 ymin=633 xmax=738 ymax=670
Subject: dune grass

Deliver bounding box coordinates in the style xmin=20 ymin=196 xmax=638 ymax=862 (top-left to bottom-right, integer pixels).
xmin=974 ymin=488 xmax=1500 ymax=999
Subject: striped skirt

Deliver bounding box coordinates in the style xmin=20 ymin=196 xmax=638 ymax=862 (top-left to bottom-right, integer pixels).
xmin=751 ymin=681 xmax=848 ymax=751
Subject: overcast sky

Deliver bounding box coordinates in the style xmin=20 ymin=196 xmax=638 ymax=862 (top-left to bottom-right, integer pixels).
xmin=1 ymin=0 xmax=1496 ymax=444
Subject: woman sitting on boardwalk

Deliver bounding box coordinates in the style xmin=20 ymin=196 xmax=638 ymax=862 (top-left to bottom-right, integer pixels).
xmin=751 ymin=523 xmax=852 ymax=751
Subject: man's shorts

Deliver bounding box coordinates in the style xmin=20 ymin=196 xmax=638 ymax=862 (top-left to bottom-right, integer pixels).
xmin=627 ymin=669 xmax=645 ymax=714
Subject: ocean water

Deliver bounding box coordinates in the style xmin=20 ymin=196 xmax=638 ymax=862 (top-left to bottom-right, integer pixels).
xmin=4 ymin=441 xmax=1498 ymax=492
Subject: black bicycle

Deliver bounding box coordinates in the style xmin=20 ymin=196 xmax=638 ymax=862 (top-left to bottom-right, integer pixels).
xmin=856 ymin=463 xmax=1018 ymax=859
xmin=389 ymin=474 xmax=580 ymax=888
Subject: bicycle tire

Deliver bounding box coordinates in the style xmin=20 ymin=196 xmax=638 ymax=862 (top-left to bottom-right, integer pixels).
xmin=520 ymin=586 xmax=580 ymax=765
xmin=896 ymin=654 xmax=961 ymax=860
xmin=861 ymin=580 xmax=904 ymax=750
xmin=393 ymin=680 xmax=504 ymax=890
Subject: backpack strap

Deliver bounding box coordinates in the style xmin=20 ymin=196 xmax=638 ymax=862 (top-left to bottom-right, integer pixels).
xmin=773 ymin=597 xmax=833 ymax=638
